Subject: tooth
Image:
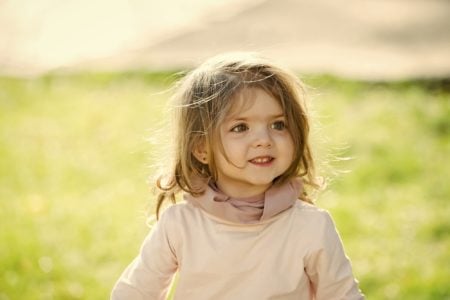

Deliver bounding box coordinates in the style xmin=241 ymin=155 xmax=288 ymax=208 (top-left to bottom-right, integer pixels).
xmin=253 ymin=157 xmax=270 ymax=163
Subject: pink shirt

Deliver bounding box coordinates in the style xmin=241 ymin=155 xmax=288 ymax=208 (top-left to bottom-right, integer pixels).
xmin=111 ymin=189 xmax=364 ymax=299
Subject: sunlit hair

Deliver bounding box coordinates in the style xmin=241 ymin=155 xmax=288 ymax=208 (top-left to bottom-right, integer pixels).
xmin=155 ymin=52 xmax=320 ymax=218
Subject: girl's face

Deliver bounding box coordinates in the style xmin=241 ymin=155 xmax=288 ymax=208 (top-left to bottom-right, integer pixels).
xmin=213 ymin=88 xmax=294 ymax=198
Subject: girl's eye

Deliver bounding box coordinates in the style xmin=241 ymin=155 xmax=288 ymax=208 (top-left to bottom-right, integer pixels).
xmin=271 ymin=120 xmax=286 ymax=131
xmin=230 ymin=123 xmax=248 ymax=133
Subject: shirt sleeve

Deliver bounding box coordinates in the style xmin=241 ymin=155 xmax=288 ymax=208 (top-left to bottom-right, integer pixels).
xmin=111 ymin=208 xmax=178 ymax=300
xmin=304 ymin=211 xmax=365 ymax=300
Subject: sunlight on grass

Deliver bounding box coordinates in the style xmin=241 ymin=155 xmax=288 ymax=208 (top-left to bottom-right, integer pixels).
xmin=0 ymin=73 xmax=448 ymax=299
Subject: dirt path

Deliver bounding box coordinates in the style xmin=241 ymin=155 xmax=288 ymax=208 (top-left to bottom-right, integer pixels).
xmin=1 ymin=0 xmax=449 ymax=80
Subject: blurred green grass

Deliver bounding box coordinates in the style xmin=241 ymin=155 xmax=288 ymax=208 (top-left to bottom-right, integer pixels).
xmin=0 ymin=72 xmax=448 ymax=299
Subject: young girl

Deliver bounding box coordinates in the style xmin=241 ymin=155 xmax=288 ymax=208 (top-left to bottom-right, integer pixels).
xmin=111 ymin=52 xmax=364 ymax=299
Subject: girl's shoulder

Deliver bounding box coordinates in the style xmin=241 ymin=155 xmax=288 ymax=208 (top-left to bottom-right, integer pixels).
xmin=159 ymin=201 xmax=197 ymax=220
xmin=292 ymin=199 xmax=328 ymax=214
xmin=150 ymin=202 xmax=199 ymax=239
xmin=289 ymin=200 xmax=336 ymax=228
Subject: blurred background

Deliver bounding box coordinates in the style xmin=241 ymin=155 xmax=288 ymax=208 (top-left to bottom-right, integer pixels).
xmin=1 ymin=0 xmax=449 ymax=299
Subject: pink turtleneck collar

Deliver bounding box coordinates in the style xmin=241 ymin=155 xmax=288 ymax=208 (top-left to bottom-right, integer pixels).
xmin=183 ymin=178 xmax=303 ymax=224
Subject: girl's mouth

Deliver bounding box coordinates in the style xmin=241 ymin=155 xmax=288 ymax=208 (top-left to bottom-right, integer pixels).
xmin=249 ymin=156 xmax=274 ymax=165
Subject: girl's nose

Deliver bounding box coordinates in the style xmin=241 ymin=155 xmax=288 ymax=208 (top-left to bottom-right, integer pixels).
xmin=252 ymin=128 xmax=272 ymax=148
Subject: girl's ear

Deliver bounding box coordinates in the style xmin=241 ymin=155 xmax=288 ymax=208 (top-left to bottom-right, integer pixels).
xmin=192 ymin=141 xmax=209 ymax=164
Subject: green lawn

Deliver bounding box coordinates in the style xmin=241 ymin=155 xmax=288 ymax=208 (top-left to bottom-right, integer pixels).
xmin=0 ymin=72 xmax=448 ymax=299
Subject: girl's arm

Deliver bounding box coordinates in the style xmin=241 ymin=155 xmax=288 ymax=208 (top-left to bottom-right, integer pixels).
xmin=305 ymin=211 xmax=364 ymax=300
xmin=111 ymin=209 xmax=178 ymax=300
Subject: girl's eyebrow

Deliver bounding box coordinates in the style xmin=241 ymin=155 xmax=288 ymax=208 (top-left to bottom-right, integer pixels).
xmin=271 ymin=113 xmax=285 ymax=119
xmin=228 ymin=113 xmax=285 ymax=121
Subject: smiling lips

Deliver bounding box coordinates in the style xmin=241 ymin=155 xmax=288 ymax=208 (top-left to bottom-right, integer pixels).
xmin=249 ymin=156 xmax=274 ymax=165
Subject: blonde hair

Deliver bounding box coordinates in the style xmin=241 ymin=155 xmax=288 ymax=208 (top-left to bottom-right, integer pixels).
xmin=155 ymin=52 xmax=320 ymax=218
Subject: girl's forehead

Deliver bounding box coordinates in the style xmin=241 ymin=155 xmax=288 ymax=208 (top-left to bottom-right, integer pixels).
xmin=227 ymin=89 xmax=258 ymax=113
xmin=224 ymin=87 xmax=282 ymax=119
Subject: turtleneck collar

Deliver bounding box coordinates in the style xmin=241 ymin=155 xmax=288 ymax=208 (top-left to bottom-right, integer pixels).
xmin=183 ymin=178 xmax=303 ymax=224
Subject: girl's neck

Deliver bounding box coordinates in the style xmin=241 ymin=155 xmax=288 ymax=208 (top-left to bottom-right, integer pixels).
xmin=213 ymin=181 xmax=271 ymax=199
